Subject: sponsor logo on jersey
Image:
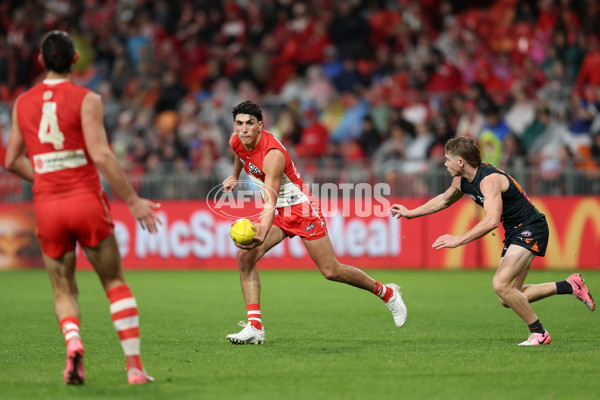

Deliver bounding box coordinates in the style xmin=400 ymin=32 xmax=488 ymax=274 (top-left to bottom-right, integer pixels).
xmin=240 ymin=158 xmax=246 ymax=166
xmin=469 ymin=194 xmax=485 ymax=203
xmin=248 ymin=163 xmax=263 ymax=175
xmin=33 ymin=149 xmax=88 ymax=174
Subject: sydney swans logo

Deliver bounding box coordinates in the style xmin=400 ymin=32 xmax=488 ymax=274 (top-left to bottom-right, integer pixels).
xmin=206 ymin=179 xmax=279 ymax=219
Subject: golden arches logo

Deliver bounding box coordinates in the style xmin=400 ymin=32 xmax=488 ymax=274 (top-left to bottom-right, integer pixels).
xmin=532 ymin=198 xmax=600 ymax=269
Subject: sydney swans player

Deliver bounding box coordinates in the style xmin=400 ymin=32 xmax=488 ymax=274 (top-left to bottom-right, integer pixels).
xmin=222 ymin=101 xmax=407 ymax=345
xmin=5 ymin=31 xmax=159 ymax=384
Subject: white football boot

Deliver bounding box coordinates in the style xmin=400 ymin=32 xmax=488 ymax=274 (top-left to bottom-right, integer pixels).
xmin=385 ymin=283 xmax=407 ymax=327
xmin=226 ymin=321 xmax=265 ymax=345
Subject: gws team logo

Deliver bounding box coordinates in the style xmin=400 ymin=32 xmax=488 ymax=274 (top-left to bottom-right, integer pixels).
xmin=469 ymin=194 xmax=485 ymax=203
xmin=521 ymin=230 xmax=532 ymax=237
xmin=206 ymin=179 xmax=278 ymax=220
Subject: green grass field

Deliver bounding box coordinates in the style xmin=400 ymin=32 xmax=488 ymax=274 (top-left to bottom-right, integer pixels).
xmin=0 ymin=269 xmax=598 ymax=400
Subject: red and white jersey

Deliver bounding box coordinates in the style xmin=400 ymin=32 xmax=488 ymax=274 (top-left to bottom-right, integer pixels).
xmin=231 ymin=130 xmax=311 ymax=207
xmin=16 ymin=79 xmax=101 ymax=199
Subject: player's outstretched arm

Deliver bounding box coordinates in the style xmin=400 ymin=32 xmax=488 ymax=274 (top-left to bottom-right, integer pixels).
xmin=5 ymin=99 xmax=34 ymax=182
xmin=432 ymin=175 xmax=502 ymax=249
xmin=81 ymin=92 xmax=162 ymax=232
xmin=391 ymin=177 xmax=463 ymax=219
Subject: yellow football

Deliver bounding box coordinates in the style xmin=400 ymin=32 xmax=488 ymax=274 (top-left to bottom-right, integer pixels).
xmin=230 ymin=218 xmax=257 ymax=245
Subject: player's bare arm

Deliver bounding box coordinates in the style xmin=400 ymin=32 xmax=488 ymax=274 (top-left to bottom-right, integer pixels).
xmin=391 ymin=177 xmax=463 ymax=219
xmin=81 ymin=92 xmax=162 ymax=232
xmin=223 ymin=137 xmax=242 ymax=192
xmin=5 ymin=98 xmax=34 ymax=182
xmin=235 ymin=149 xmax=284 ymax=250
xmin=432 ymin=174 xmax=504 ymax=249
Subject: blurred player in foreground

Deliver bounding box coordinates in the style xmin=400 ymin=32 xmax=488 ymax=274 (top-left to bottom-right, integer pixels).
xmin=222 ymin=101 xmax=407 ymax=344
xmin=391 ymin=136 xmax=595 ymax=346
xmin=5 ymin=31 xmax=161 ymax=384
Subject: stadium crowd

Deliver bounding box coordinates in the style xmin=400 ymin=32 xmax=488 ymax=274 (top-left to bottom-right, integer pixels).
xmin=1 ymin=0 xmax=600 ymax=196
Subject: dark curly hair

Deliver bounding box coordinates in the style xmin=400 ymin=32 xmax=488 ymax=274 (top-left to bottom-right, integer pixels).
xmin=232 ymin=101 xmax=263 ymax=122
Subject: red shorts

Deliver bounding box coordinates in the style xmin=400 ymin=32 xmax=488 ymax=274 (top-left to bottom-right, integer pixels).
xmin=273 ymin=201 xmax=328 ymax=241
xmin=34 ymin=190 xmax=114 ymax=258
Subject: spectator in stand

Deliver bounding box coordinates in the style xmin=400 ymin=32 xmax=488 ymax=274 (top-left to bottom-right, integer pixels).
xmin=465 ymin=82 xmax=494 ymax=115
xmin=328 ymin=0 xmax=370 ymax=58
xmin=294 ymin=108 xmax=329 ymax=160
xmin=499 ymin=133 xmax=527 ymax=172
xmin=356 ymin=116 xmax=381 ymax=158
xmin=303 ymin=65 xmax=336 ymax=110
xmin=229 ymin=52 xmax=258 ymax=91
xmin=154 ymin=70 xmax=188 ymax=114
xmin=329 ymin=91 xmax=369 ymax=144
xmin=505 ymin=83 xmax=536 ymax=137
xmin=456 ymin=100 xmax=485 ymax=139
xmin=372 ymin=122 xmax=410 ymax=184
xmin=539 ymin=144 xmax=574 ymax=194
xmin=576 ymin=35 xmax=600 ymax=88
xmin=401 ymin=122 xmax=435 ymax=175
xmin=370 ymin=45 xmax=395 ymax=85
xmin=274 ymin=106 xmax=302 ymax=147
xmin=333 ymin=58 xmax=366 ymax=94
xmin=479 ymin=105 xmax=510 ymax=167
xmin=279 ymin=72 xmax=305 ymax=105
xmin=521 ymin=104 xmax=552 ymax=153
xmin=427 ymin=118 xmax=454 ymax=166
xmin=568 ymin=86 xmax=598 ymax=136
xmin=425 ymin=48 xmax=463 ymax=94
xmin=537 ymin=60 xmax=572 ymax=115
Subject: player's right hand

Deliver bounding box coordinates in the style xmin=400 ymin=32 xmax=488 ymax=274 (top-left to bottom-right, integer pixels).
xmin=130 ymin=198 xmax=162 ymax=233
xmin=222 ymin=175 xmax=238 ymax=192
xmin=390 ymin=204 xmax=412 ymax=219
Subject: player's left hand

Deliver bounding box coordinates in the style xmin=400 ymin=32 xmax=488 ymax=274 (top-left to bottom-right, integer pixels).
xmin=130 ymin=198 xmax=163 ymax=233
xmin=432 ymin=234 xmax=461 ymax=249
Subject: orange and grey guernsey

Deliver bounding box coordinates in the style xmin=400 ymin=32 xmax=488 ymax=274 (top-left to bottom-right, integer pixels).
xmin=460 ymin=162 xmax=544 ymax=231
xmin=231 ymin=130 xmax=311 ymax=208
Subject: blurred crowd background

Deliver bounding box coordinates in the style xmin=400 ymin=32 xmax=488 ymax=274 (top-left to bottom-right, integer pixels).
xmin=1 ymin=0 xmax=600 ymax=199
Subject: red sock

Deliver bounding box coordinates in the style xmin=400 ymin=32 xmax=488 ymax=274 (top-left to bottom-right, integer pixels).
xmin=247 ymin=303 xmax=262 ymax=330
xmin=107 ymin=284 xmax=143 ymax=371
xmin=373 ymin=281 xmax=394 ymax=302
xmin=59 ymin=316 xmax=81 ymax=344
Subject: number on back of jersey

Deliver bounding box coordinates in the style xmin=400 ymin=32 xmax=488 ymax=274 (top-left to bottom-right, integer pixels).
xmin=38 ymin=102 xmax=65 ymax=150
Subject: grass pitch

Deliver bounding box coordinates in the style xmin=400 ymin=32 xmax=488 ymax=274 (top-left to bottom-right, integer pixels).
xmin=0 ymin=269 xmax=598 ymax=400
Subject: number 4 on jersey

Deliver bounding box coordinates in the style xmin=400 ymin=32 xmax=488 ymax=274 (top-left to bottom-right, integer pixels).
xmin=38 ymin=102 xmax=65 ymax=150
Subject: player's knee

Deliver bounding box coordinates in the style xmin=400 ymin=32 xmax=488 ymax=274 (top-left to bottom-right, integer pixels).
xmin=492 ymin=278 xmax=509 ymax=299
xmin=236 ymin=249 xmax=256 ymax=269
xmin=319 ymin=262 xmax=341 ymax=281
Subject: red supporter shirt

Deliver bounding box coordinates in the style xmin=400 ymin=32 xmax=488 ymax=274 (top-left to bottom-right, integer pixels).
xmin=16 ymin=79 xmax=102 ymax=200
xmin=230 ymin=130 xmax=312 ymax=208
